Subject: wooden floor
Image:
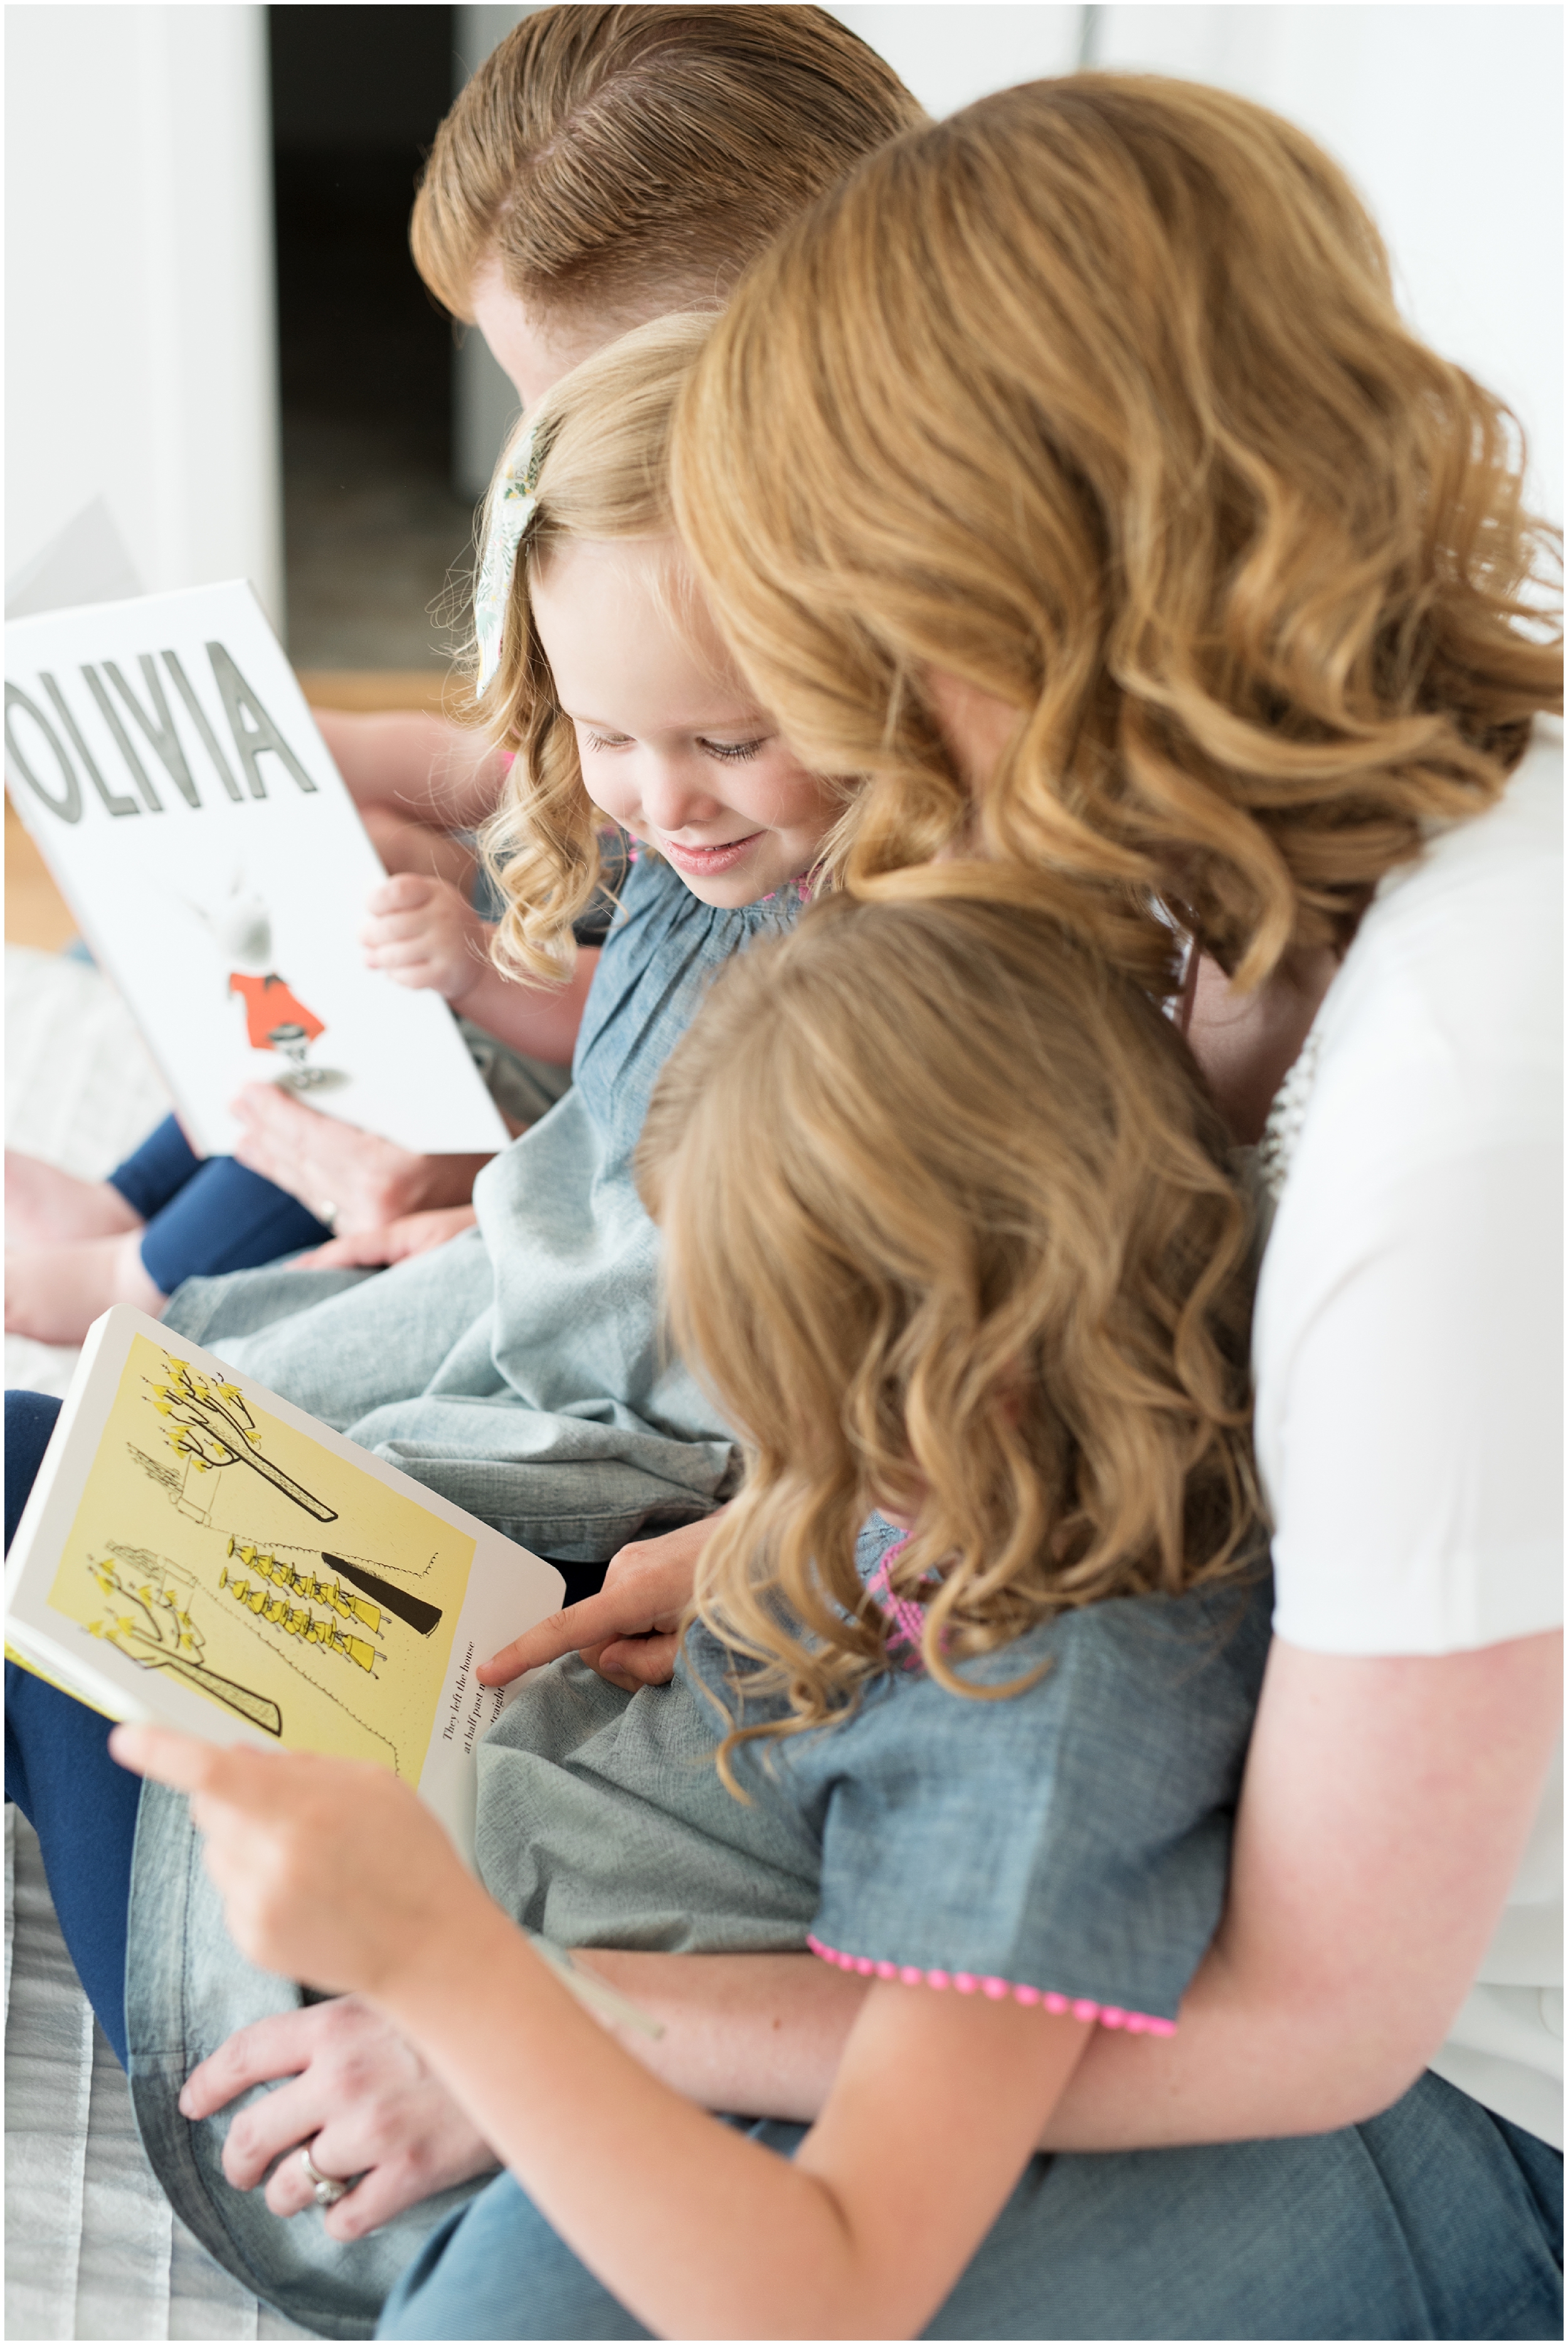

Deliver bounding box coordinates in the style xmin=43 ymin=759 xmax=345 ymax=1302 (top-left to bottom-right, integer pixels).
xmin=4 ymin=669 xmax=448 ymax=951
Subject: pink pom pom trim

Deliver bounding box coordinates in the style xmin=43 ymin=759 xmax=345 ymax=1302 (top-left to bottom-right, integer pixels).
xmin=805 ymin=1935 xmax=1177 ymax=2034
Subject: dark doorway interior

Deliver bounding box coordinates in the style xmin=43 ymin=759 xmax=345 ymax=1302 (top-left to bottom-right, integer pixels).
xmin=270 ymin=4 xmax=475 ymax=671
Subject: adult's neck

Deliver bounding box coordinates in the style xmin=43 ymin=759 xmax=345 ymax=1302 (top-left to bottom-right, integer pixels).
xmin=1179 ymin=944 xmax=1340 ymax=1145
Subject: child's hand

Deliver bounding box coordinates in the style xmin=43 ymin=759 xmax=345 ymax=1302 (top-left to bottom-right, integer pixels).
xmin=479 ymin=1512 xmax=723 ymax=1693
xmin=109 ymin=1726 xmax=484 ymax=1998
xmin=360 ymin=873 xmax=492 ymax=1007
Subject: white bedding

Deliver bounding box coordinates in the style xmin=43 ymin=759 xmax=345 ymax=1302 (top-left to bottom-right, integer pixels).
xmin=5 ymin=944 xmax=315 ymax=2341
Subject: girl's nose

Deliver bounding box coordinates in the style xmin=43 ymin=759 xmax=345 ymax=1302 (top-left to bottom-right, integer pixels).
xmin=639 ymin=758 xmax=726 ymax=837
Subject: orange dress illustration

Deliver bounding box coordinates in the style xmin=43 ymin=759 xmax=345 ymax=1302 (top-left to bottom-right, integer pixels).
xmin=228 ymin=971 xmax=326 ymax=1056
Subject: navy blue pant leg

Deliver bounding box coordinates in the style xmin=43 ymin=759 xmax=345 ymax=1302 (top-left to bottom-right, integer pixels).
xmin=107 ymin=1111 xmax=332 ymax=1293
xmin=4 ymin=1390 xmax=138 ymax=2066
xmin=107 ymin=1114 xmax=206 ymax=1220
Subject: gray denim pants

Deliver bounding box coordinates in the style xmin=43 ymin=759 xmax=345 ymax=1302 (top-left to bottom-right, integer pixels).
xmin=377 ymin=2073 xmax=1562 ymax=2341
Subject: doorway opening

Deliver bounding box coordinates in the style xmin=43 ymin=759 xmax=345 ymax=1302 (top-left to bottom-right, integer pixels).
xmin=269 ymin=4 xmax=474 ymax=674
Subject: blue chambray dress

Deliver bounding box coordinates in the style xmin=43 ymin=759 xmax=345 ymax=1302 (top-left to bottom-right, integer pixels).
xmin=159 ymin=848 xmax=795 ymax=1559
xmin=472 ymin=1520 xmax=1271 ymax=2031
xmin=369 ymin=1529 xmax=1273 ymax=2343
xmin=125 ymin=849 xmax=807 ymax=2338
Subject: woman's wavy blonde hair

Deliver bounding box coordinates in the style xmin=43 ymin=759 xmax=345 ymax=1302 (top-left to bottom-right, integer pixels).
xmin=475 ymin=312 xmax=714 ymax=981
xmin=637 ymin=885 xmax=1262 ymax=1767
xmin=672 ymin=75 xmax=1562 ymax=992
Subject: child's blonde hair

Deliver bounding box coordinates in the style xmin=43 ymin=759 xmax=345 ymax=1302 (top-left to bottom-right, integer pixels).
xmin=637 ymin=886 xmax=1261 ymax=1762
xmin=411 ymin=4 xmax=925 ymax=327
xmin=476 ymin=312 xmax=716 ymax=981
xmin=674 ymin=75 xmax=1562 ymax=994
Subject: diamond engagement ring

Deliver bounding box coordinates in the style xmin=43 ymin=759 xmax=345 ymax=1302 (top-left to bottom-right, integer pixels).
xmin=299 ymin=2144 xmax=349 ymax=2207
xmin=315 ymin=1200 xmax=339 ymax=1233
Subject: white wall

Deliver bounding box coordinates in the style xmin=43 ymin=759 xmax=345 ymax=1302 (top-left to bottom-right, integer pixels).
xmin=832 ymin=3 xmax=1563 ymax=524
xmin=834 ymin=6 xmax=1082 ymax=108
xmin=5 ymin=4 xmax=283 ymax=622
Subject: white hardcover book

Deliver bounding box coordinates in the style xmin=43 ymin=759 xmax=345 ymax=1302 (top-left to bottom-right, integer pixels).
xmin=4 ymin=580 xmax=511 ymax=1156
xmin=4 ymin=1307 xmax=564 ymax=1866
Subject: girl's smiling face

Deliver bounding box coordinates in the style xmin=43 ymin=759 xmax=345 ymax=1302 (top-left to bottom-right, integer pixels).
xmin=531 ymin=536 xmax=837 ymax=908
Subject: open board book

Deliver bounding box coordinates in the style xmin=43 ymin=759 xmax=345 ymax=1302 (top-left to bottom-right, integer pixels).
xmin=4 ymin=1307 xmax=566 ymax=1869
xmin=3 ymin=578 xmax=510 ymax=1157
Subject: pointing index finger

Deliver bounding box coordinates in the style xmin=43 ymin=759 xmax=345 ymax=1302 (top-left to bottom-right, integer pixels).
xmin=479 ymin=1590 xmax=638 ymax=1686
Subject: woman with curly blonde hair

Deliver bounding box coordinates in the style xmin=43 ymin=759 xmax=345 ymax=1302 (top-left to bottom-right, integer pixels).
xmin=507 ymin=69 xmax=1562 ymax=2336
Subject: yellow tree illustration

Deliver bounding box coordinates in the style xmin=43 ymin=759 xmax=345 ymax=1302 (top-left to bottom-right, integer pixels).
xmin=148 ymin=1358 xmax=337 ymax=1524
xmin=85 ymin=1554 xmax=283 ymax=1737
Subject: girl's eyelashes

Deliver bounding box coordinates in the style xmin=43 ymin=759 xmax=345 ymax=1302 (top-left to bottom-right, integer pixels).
xmin=698 ymin=736 xmax=768 ymax=763
xmin=579 ymin=728 xmax=770 ymax=763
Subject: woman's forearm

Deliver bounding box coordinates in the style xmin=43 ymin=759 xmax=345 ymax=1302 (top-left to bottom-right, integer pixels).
xmin=450 ymin=949 xmax=600 ymax=1067
xmin=312 ymin=708 xmax=507 ymax=831
xmin=1044 ymin=1630 xmax=1561 ymax=2149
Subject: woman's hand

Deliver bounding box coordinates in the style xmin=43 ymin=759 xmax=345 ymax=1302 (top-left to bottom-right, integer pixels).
xmin=108 ymin=1728 xmax=483 ymax=1998
xmin=360 ymin=873 xmax=492 ymax=1008
xmin=294 ymin=1205 xmax=477 ymax=1271
xmin=479 ymin=1511 xmax=725 ymax=1693
xmin=179 ymin=1996 xmax=499 ymax=2240
xmin=228 ymin=1084 xmax=494 ymax=1232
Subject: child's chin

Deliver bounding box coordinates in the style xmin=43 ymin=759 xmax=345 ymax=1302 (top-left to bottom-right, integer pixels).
xmin=689 ymin=868 xmax=776 ymax=909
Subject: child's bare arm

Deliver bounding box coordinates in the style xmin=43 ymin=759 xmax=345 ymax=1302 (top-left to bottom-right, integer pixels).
xmin=109 ymin=1728 xmax=1088 ymax=2340
xmin=361 ymin=873 xmax=598 ymax=1068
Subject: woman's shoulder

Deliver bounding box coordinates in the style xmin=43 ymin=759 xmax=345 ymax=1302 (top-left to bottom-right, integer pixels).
xmin=1274 ymin=718 xmax=1560 ymax=1223
xmin=1319 ymin=719 xmax=1560 ymax=1089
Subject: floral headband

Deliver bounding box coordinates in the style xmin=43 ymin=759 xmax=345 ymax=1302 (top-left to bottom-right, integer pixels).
xmin=474 ymin=421 xmax=546 ymax=696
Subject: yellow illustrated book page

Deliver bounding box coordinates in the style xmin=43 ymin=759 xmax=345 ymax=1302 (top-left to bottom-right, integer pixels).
xmin=40 ymin=1332 xmax=474 ymax=1778
xmin=6 ymin=1309 xmax=566 ymax=1858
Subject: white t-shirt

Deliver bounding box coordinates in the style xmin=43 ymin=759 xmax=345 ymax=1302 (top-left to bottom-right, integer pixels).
xmin=1252 ymin=717 xmax=1563 ymax=2148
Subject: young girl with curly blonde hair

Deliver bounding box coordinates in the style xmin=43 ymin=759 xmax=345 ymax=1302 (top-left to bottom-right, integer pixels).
xmin=117 ymin=883 xmax=1273 ymax=2341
